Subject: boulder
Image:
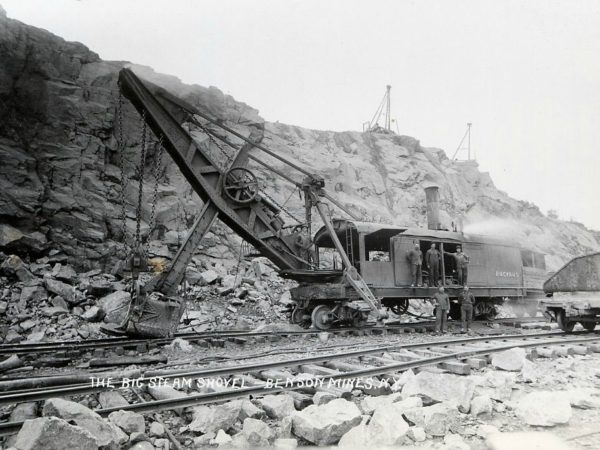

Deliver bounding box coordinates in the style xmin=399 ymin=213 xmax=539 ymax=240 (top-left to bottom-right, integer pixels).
xmin=313 ymin=391 xmax=337 ymax=406
xmin=291 ymin=398 xmax=362 ymax=445
xmin=188 ymin=402 xmax=241 ymax=433
xmin=514 ymin=391 xmax=572 ymax=426
xmin=257 ymin=394 xmax=296 ymax=420
xmin=241 ymin=417 xmax=274 ymax=447
xmin=359 ymin=392 xmax=403 ymax=414
xmin=562 ymin=388 xmax=600 ymax=409
xmin=98 ymin=290 xmax=131 ymax=324
xmin=235 ymin=399 xmax=264 ymax=420
xmin=470 ymin=395 xmax=493 ymax=417
xmin=44 ymin=277 xmax=81 ymax=304
xmin=149 ymin=421 xmax=165 ymax=437
xmin=0 ymin=254 xmax=34 ymax=281
xmin=107 ymin=410 xmax=145 ymax=434
xmin=199 ymin=269 xmax=219 ymax=285
xmin=82 ymin=306 xmax=104 ymax=322
xmin=52 ymin=263 xmax=77 ymax=283
xmin=338 ymin=423 xmax=370 ymax=448
xmin=13 ymin=417 xmax=98 ymax=450
xmin=404 ymin=403 xmax=460 ymax=437
xmin=366 ymin=400 xmax=411 ymax=446
xmin=128 ymin=442 xmax=154 ymax=450
xmin=407 ymin=426 xmax=426 ymax=442
xmin=50 ymin=295 xmax=69 ymax=310
xmin=10 ymin=402 xmax=38 ymax=422
xmin=98 ymin=391 xmax=129 ymax=409
xmin=42 ymin=398 xmax=127 ymax=449
xmin=20 ymin=285 xmax=47 ymax=304
xmin=491 ymin=348 xmax=527 ymax=371
xmin=212 ymin=429 xmax=232 ymax=445
xmin=402 ymin=371 xmax=475 ymax=412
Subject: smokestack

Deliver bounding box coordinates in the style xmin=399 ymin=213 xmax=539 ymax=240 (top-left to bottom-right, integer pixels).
xmin=425 ymin=186 xmax=441 ymax=230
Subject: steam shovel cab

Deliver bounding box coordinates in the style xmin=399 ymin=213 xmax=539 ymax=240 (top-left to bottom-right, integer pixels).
xmin=289 ymin=219 xmax=548 ymax=326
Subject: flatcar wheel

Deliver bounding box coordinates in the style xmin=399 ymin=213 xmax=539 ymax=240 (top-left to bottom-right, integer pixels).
xmin=582 ymin=321 xmax=596 ymax=332
xmin=390 ymin=299 xmax=409 ymax=316
xmin=291 ymin=307 xmax=311 ymax=329
xmin=557 ymin=311 xmax=575 ymax=333
xmin=474 ymin=302 xmax=497 ymax=320
xmin=311 ymin=305 xmax=334 ymax=330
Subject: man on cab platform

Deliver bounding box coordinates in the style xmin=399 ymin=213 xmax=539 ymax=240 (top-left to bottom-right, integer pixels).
xmin=406 ymin=243 xmax=423 ymax=287
xmin=425 ymin=243 xmax=441 ymax=287
xmin=459 ymin=285 xmax=475 ymax=333
xmin=432 ymin=286 xmax=450 ymax=333
xmin=450 ymin=246 xmax=470 ymax=285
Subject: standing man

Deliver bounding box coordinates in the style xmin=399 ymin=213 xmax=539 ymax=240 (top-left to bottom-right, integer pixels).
xmin=459 ymin=286 xmax=475 ymax=333
xmin=432 ymin=286 xmax=450 ymax=333
xmin=406 ymin=243 xmax=423 ymax=287
xmin=294 ymin=225 xmax=317 ymax=266
xmin=425 ymin=243 xmax=441 ymax=287
xmin=450 ymin=246 xmax=470 ymax=285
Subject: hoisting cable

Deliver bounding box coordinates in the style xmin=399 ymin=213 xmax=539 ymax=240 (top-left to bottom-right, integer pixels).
xmin=116 ymin=89 xmax=129 ymax=245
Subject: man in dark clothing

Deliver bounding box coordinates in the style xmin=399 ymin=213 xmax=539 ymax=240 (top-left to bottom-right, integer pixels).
xmin=450 ymin=246 xmax=470 ymax=285
xmin=432 ymin=286 xmax=450 ymax=333
xmin=459 ymin=285 xmax=475 ymax=333
xmin=425 ymin=243 xmax=441 ymax=287
xmin=295 ymin=226 xmax=316 ymax=266
xmin=406 ymin=243 xmax=423 ymax=287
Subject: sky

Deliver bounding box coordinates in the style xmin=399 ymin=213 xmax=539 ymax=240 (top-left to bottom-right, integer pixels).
xmin=3 ymin=0 xmax=600 ymax=229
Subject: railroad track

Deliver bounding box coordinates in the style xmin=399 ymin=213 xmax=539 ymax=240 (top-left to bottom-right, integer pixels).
xmin=0 ymin=330 xmax=598 ymax=436
xmin=0 ymin=316 xmax=548 ymax=358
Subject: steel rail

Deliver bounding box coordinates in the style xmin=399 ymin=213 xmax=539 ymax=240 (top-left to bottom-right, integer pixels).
xmin=0 ymin=333 xmax=597 ymax=436
xmin=0 ymin=330 xmax=593 ymax=401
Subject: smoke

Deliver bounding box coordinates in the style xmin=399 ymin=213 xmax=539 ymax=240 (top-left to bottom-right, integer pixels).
xmin=462 ymin=218 xmax=525 ymax=241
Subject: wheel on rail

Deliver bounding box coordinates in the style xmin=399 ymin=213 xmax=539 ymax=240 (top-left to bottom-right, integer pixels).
xmin=474 ymin=302 xmax=497 ymax=320
xmin=290 ymin=307 xmax=311 ymax=329
xmin=311 ymin=305 xmax=334 ymax=330
xmin=389 ymin=299 xmax=409 ymax=316
xmin=557 ymin=311 xmax=575 ymax=333
xmin=582 ymin=321 xmax=597 ymax=332
xmin=223 ymin=168 xmax=259 ymax=204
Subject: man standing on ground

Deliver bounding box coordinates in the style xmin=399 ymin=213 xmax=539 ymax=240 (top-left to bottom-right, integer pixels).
xmin=425 ymin=243 xmax=441 ymax=287
xmin=459 ymin=285 xmax=475 ymax=333
xmin=432 ymin=286 xmax=450 ymax=333
xmin=406 ymin=243 xmax=423 ymax=287
xmin=450 ymin=246 xmax=470 ymax=285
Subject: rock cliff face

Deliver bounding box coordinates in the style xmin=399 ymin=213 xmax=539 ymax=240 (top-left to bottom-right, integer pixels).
xmin=0 ymin=13 xmax=597 ymax=273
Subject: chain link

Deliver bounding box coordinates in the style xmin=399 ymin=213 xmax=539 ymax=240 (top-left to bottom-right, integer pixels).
xmin=148 ymin=135 xmax=164 ymax=235
xmin=194 ymin=119 xmax=233 ymax=171
xmin=134 ymin=110 xmax=148 ymax=247
xmin=117 ymin=89 xmax=128 ymax=243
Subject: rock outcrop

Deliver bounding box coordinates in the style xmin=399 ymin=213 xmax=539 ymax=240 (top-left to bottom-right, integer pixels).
xmin=0 ymin=12 xmax=598 ymax=276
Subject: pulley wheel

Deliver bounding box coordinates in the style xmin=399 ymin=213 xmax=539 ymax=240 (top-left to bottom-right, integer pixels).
xmin=311 ymin=305 xmax=333 ymax=330
xmin=223 ymin=167 xmax=259 ymax=204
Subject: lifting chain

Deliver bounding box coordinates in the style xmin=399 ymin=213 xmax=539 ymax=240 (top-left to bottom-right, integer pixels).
xmin=134 ymin=110 xmax=148 ymax=248
xmin=148 ymin=135 xmax=164 ymax=235
xmin=194 ymin=119 xmax=233 ymax=171
xmin=117 ymin=89 xmax=128 ymax=244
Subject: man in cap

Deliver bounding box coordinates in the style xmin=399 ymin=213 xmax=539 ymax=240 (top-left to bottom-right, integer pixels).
xmin=459 ymin=285 xmax=475 ymax=333
xmin=432 ymin=286 xmax=450 ymax=333
xmin=450 ymin=246 xmax=470 ymax=285
xmin=406 ymin=242 xmax=423 ymax=287
xmin=425 ymin=243 xmax=441 ymax=287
